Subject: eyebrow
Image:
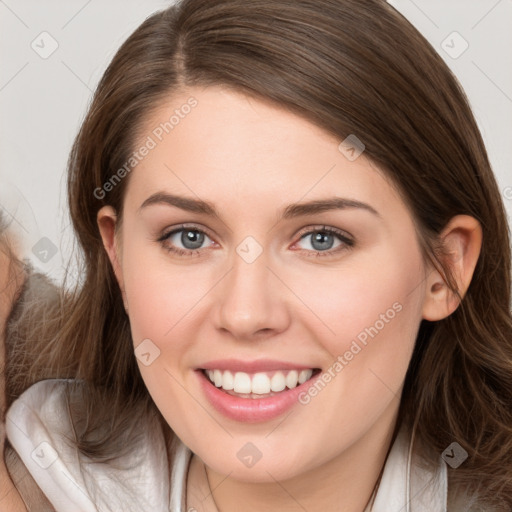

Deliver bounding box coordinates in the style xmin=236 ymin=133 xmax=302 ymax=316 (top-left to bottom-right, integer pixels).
xmin=139 ymin=192 xmax=381 ymax=219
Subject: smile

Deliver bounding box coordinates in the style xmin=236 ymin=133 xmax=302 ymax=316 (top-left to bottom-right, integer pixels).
xmin=196 ymin=363 xmax=322 ymax=423
xmin=203 ymin=369 xmax=317 ymax=397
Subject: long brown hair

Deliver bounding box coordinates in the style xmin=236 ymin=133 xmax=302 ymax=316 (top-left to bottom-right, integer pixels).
xmin=5 ymin=0 xmax=512 ymax=508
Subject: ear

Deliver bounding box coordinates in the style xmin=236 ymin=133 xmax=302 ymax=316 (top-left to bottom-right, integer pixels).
xmin=97 ymin=206 xmax=128 ymax=311
xmin=421 ymin=215 xmax=482 ymax=321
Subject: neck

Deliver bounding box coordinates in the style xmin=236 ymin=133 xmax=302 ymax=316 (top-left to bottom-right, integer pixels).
xmin=187 ymin=404 xmax=399 ymax=512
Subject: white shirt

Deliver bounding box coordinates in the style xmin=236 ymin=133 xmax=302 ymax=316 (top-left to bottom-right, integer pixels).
xmin=6 ymin=379 xmax=449 ymax=511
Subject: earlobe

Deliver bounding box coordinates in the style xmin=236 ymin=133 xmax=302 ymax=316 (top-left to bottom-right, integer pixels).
xmin=97 ymin=206 xmax=127 ymax=310
xmin=421 ymin=215 xmax=482 ymax=322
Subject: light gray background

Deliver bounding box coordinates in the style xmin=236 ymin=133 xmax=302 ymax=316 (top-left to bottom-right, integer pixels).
xmin=1 ymin=0 xmax=511 ymax=284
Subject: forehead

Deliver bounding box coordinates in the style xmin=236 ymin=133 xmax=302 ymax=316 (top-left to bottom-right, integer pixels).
xmin=124 ymin=85 xmax=405 ymax=219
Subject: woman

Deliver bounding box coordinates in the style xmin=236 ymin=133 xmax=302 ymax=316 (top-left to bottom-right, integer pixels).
xmin=3 ymin=0 xmax=512 ymax=510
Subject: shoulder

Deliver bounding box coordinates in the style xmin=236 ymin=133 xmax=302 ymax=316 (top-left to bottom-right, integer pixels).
xmin=6 ymin=379 xmax=171 ymax=512
xmin=373 ymin=426 xmax=505 ymax=512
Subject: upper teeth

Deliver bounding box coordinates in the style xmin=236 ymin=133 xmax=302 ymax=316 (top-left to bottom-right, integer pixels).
xmin=206 ymin=369 xmax=314 ymax=394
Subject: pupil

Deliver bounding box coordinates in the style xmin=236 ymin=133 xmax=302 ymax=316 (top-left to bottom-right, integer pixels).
xmin=313 ymin=232 xmax=333 ymax=250
xmin=183 ymin=230 xmax=204 ymax=249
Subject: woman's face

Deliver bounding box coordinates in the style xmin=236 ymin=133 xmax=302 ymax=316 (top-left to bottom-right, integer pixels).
xmin=100 ymin=85 xmax=432 ymax=482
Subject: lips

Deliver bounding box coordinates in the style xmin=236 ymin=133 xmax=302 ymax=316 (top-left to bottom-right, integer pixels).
xmin=196 ymin=359 xmax=322 ymax=422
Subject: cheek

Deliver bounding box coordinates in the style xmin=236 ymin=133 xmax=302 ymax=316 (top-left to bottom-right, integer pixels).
xmin=120 ymin=245 xmax=206 ymax=415
xmin=285 ymin=248 xmax=425 ymax=456
xmin=293 ymin=245 xmax=425 ymax=359
xmin=292 ymin=245 xmax=425 ymax=430
xmin=124 ymin=271 xmax=188 ymax=345
xmin=120 ymin=234 xmax=208 ymax=345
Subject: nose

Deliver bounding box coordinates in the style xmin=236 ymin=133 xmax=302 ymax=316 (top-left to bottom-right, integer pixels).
xmin=214 ymin=247 xmax=290 ymax=341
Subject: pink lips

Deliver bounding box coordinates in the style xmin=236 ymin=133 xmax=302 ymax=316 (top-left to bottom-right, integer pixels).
xmin=196 ymin=359 xmax=321 ymax=423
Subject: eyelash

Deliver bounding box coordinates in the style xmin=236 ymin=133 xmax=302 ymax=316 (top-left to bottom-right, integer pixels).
xmin=157 ymin=224 xmax=354 ymax=258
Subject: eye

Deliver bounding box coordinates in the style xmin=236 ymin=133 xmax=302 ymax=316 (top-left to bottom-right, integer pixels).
xmin=157 ymin=224 xmax=354 ymax=258
xmin=293 ymin=226 xmax=354 ymax=257
xmin=157 ymin=224 xmax=214 ymax=257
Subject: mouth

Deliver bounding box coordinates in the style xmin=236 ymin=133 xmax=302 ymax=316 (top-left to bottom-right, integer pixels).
xmin=200 ymin=368 xmax=322 ymax=399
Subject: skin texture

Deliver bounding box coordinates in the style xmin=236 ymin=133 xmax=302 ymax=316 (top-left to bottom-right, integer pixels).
xmin=98 ymin=85 xmax=482 ymax=512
